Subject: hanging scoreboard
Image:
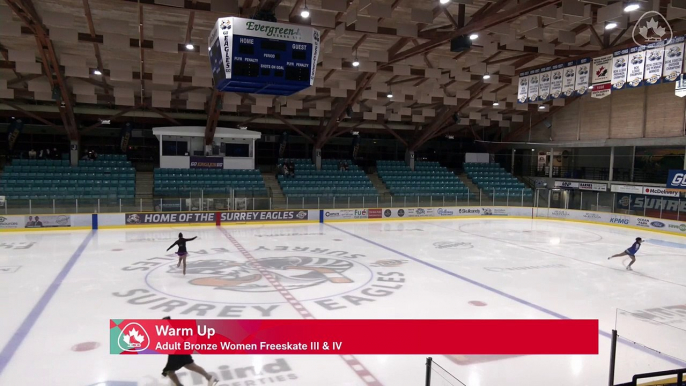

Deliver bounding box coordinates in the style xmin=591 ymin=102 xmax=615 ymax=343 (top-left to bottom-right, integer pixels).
xmin=209 ymin=17 xmax=320 ymax=96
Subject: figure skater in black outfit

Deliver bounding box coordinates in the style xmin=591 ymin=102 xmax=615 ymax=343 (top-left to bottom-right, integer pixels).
xmin=167 ymin=233 xmax=197 ymax=276
xmin=161 ymin=316 xmax=218 ymax=386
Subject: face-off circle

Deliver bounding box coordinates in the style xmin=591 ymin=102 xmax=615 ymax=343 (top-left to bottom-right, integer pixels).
xmin=145 ymin=253 xmax=374 ymax=305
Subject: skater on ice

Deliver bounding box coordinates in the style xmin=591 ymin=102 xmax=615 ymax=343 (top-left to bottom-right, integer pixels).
xmin=608 ymin=237 xmax=642 ymax=271
xmin=167 ymin=233 xmax=197 ymax=275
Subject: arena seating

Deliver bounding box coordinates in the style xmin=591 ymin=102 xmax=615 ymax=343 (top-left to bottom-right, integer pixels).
xmin=277 ymin=159 xmax=377 ymax=197
xmin=0 ymin=156 xmax=135 ymax=199
xmin=153 ymin=168 xmax=267 ymax=197
xmin=463 ymin=162 xmax=533 ymax=198
xmin=377 ymin=160 xmax=472 ymax=198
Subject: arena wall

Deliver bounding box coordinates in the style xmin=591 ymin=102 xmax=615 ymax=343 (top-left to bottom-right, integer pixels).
xmin=515 ymin=82 xmax=686 ymax=142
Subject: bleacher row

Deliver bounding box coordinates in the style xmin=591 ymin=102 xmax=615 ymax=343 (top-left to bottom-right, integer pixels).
xmin=1 ymin=156 xmax=135 ymax=199
xmin=153 ymin=168 xmax=267 ymax=196
xmin=464 ymin=162 xmax=533 ymax=198
xmin=378 ymin=161 xmax=472 ymax=197
xmin=277 ymin=159 xmax=376 ymax=197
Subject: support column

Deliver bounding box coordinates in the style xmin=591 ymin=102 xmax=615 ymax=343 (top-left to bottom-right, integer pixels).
xmin=683 ymin=145 xmax=686 ymax=169
xmin=629 ymin=146 xmax=640 ymax=182
xmin=609 ymin=146 xmax=615 ymax=181
xmin=548 ymin=147 xmax=554 ymax=178
xmin=313 ymin=148 xmax=322 ymax=170
xmin=69 ymin=140 xmax=79 ymax=166
xmin=511 ymin=148 xmax=517 ymax=174
xmin=405 ymin=150 xmax=415 ymax=171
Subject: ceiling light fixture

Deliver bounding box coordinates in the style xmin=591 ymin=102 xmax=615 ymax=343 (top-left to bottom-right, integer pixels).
xmin=605 ymin=22 xmax=618 ymax=30
xmin=624 ymin=3 xmax=640 ymax=12
xmin=301 ymin=1 xmax=310 ymax=18
xmin=440 ymin=0 xmax=450 ymax=4
xmin=93 ymin=70 xmax=102 ymax=75
xmin=185 ymin=43 xmax=194 ymax=50
xmin=469 ymin=33 xmax=478 ymax=40
xmin=539 ymin=105 xmax=546 ymax=110
xmin=482 ymin=73 xmax=490 ymax=80
xmin=352 ymin=49 xmax=360 ymax=67
xmin=387 ymin=94 xmax=393 ymax=98
xmin=493 ymin=101 xmax=499 ymax=106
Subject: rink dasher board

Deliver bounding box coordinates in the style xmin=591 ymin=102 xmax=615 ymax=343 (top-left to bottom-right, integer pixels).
xmin=1 ymin=207 xmax=685 ymax=237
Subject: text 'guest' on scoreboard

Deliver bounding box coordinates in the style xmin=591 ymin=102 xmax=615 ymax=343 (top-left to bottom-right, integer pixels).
xmin=209 ymin=17 xmax=320 ymax=96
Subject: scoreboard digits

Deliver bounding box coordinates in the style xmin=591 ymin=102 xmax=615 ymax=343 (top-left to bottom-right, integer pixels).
xmin=209 ymin=17 xmax=320 ymax=96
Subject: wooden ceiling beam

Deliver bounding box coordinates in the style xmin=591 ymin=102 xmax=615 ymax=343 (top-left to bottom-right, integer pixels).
xmin=5 ymin=0 xmax=79 ymax=140
xmin=386 ymin=0 xmax=562 ymax=67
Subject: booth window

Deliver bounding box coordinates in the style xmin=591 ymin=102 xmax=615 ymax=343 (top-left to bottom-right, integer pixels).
xmin=225 ymin=143 xmax=250 ymax=157
xmin=162 ymin=140 xmax=188 ymax=156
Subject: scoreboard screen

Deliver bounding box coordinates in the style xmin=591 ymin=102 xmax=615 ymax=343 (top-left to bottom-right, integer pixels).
xmin=209 ymin=17 xmax=320 ymax=96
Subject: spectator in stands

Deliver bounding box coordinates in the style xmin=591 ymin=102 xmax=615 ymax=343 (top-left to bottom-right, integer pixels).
xmin=288 ymin=161 xmax=295 ymax=177
xmin=38 ymin=149 xmax=44 ymax=159
xmin=53 ymin=148 xmax=59 ymax=160
xmin=44 ymin=148 xmax=51 ymax=159
xmin=338 ymin=161 xmax=344 ymax=171
xmin=344 ymin=162 xmax=349 ymax=171
xmin=28 ymin=149 xmax=36 ymax=159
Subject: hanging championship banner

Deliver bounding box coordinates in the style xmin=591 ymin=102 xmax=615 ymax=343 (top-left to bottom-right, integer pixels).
xmin=611 ymin=49 xmax=629 ymax=90
xmin=6 ymin=118 xmax=23 ymax=152
xmin=574 ymin=58 xmax=591 ymax=96
xmin=350 ymin=135 xmax=360 ymax=159
xmin=562 ymin=60 xmax=577 ymax=97
xmin=528 ymin=69 xmax=540 ymax=102
xmin=119 ymin=122 xmax=133 ymax=153
xmin=278 ymin=131 xmax=288 ymax=158
xmin=662 ymin=36 xmax=684 ymax=82
xmin=627 ymin=46 xmax=646 ymax=88
xmin=539 ymin=66 xmax=552 ymax=100
xmin=517 ymin=71 xmax=529 ymax=104
xmin=643 ymin=42 xmax=665 ymax=85
xmin=592 ymin=54 xmax=612 ymax=84
xmin=550 ymin=63 xmax=564 ymax=99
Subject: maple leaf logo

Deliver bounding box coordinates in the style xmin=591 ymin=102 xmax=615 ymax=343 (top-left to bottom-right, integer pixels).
xmin=640 ymin=18 xmax=666 ymax=41
xmin=124 ymin=327 xmax=145 ymax=347
xmin=596 ymin=66 xmax=607 ymax=77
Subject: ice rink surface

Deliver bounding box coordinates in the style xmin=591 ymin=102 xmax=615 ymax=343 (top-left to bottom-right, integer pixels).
xmin=2 ymin=218 xmax=686 ymax=386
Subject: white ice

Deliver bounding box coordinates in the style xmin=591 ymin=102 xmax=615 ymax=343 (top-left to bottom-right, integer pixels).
xmin=1 ymin=218 xmax=686 ymax=386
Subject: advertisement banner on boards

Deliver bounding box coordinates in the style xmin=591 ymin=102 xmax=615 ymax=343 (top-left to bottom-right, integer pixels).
xmin=0 ymin=215 xmax=22 ymax=229
xmin=125 ymin=211 xmax=309 ymax=225
xmin=642 ymin=187 xmax=679 ymax=197
xmin=190 ymin=156 xmax=224 ymax=169
xmin=24 ymin=215 xmax=71 ymax=228
xmin=323 ymin=209 xmax=368 ymax=220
